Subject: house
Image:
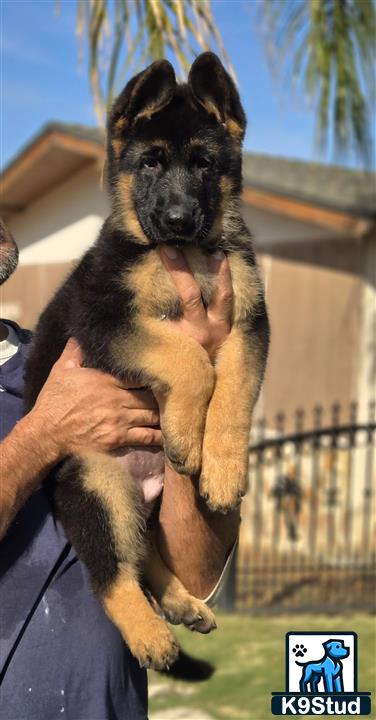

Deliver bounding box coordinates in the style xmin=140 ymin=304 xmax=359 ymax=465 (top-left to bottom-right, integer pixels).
xmin=1 ymin=122 xmax=375 ymax=426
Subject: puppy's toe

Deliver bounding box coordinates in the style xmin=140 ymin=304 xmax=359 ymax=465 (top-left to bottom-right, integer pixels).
xmin=162 ymin=593 xmax=217 ymax=635
xmin=165 ymin=450 xmax=191 ymax=476
xmin=165 ymin=445 xmax=201 ymax=476
xmin=131 ymin=617 xmax=179 ymax=671
xmin=199 ymin=475 xmax=243 ymax=514
xmin=186 ymin=610 xmax=217 ymax=634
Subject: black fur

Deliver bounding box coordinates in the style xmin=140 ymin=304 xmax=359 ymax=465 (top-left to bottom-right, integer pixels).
xmin=52 ymin=457 xmax=118 ymax=596
xmin=24 ymin=53 xmax=269 ymax=623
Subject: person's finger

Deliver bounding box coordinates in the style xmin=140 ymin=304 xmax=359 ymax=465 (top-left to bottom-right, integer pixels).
xmin=125 ymin=427 xmax=163 ymax=446
xmin=57 ymin=338 xmax=84 ymax=369
xmin=207 ymin=251 xmax=233 ymax=323
xmin=159 ymin=246 xmax=206 ymax=322
xmin=120 ymin=388 xmax=159 ymax=410
xmin=125 ymin=409 xmax=160 ymax=427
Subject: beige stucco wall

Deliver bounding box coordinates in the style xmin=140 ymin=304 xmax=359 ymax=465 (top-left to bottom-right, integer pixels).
xmin=9 ymin=162 xmax=109 ymax=265
xmin=259 ymin=238 xmax=362 ymax=425
xmin=1 ymin=262 xmax=75 ymax=329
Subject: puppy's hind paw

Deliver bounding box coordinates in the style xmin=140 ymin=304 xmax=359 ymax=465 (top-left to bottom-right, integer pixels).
xmin=162 ymin=593 xmax=217 ymax=635
xmin=130 ymin=616 xmax=179 ymax=672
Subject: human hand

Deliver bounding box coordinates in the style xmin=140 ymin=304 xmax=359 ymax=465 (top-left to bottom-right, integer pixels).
xmin=30 ymin=338 xmax=162 ymax=460
xmin=159 ymin=247 xmax=233 ymax=362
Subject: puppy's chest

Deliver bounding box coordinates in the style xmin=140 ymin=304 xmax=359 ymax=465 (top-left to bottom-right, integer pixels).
xmin=126 ymin=248 xmax=214 ymax=318
xmin=125 ymin=248 xmax=260 ymax=323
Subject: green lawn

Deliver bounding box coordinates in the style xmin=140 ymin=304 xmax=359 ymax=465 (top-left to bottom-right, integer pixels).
xmin=149 ymin=613 xmax=376 ymax=720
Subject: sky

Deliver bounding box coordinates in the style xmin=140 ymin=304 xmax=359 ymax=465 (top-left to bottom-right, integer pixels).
xmin=0 ymin=0 xmax=364 ymax=171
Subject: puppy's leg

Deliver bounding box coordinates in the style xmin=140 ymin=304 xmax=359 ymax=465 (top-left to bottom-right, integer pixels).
xmin=103 ymin=565 xmax=179 ymax=670
xmin=54 ymin=452 xmax=179 ymax=670
xmin=115 ymin=319 xmax=215 ymax=475
xmin=200 ymin=319 xmax=268 ymax=513
xmin=144 ymin=541 xmax=217 ymax=634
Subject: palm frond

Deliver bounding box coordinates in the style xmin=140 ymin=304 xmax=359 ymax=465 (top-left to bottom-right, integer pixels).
xmin=261 ymin=0 xmax=375 ymax=165
xmin=75 ymin=0 xmax=230 ymax=125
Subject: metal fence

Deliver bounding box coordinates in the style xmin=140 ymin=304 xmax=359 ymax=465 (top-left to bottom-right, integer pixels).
xmin=232 ymin=401 xmax=376 ymax=613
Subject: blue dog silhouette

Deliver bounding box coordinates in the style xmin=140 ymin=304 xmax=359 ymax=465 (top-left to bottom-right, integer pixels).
xmin=296 ymin=639 xmax=349 ymax=693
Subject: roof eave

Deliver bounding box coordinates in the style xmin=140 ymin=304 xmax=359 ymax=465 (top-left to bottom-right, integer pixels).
xmin=242 ymin=186 xmax=375 ymax=238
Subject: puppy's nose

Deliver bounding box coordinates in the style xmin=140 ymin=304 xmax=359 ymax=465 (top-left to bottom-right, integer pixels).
xmin=164 ymin=206 xmax=193 ymax=234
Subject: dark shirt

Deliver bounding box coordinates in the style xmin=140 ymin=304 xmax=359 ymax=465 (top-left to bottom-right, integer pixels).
xmin=0 ymin=322 xmax=148 ymax=720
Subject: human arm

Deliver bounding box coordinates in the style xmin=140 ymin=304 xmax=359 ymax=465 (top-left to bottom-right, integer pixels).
xmin=157 ymin=247 xmax=240 ymax=598
xmin=0 ymin=339 xmax=162 ymax=539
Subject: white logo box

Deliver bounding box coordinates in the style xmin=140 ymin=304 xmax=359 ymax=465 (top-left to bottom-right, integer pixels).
xmin=286 ymin=632 xmax=356 ymax=693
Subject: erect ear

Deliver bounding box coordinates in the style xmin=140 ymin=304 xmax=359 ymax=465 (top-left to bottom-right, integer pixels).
xmin=108 ymin=60 xmax=176 ymax=152
xmin=188 ymin=52 xmax=246 ymax=141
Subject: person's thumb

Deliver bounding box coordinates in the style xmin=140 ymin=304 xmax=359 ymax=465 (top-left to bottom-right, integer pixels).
xmin=57 ymin=338 xmax=84 ymax=369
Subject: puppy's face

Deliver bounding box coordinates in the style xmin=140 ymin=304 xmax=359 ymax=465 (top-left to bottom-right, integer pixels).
xmin=107 ymin=53 xmax=246 ymax=249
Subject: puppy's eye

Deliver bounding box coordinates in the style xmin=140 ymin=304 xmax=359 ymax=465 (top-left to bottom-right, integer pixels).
xmin=142 ymin=157 xmax=161 ymax=170
xmin=194 ymin=156 xmax=212 ymax=170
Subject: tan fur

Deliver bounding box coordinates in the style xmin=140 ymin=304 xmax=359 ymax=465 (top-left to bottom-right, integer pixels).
xmin=207 ymin=175 xmax=234 ymax=240
xmin=115 ymin=117 xmax=127 ymax=133
xmin=112 ymin=118 xmax=128 ymax=158
xmin=113 ymin=318 xmax=215 ymax=474
xmin=131 ymin=84 xmax=173 ymax=124
xmin=103 ymin=566 xmax=179 ymax=669
xmin=116 ymin=175 xmax=149 ymax=244
xmin=111 ymin=138 xmax=123 ymax=158
xmin=221 ymin=194 xmax=245 ymax=237
xmin=220 ymin=176 xmax=234 ymax=195
xmin=134 ymin=139 xmax=171 ymax=153
xmin=125 ymin=243 xmax=262 ymax=325
xmin=144 ymin=543 xmax=217 ymax=632
xmin=79 ymin=452 xmax=181 ymax=668
xmin=80 ymin=451 xmax=145 ymax=566
xmin=125 ymin=247 xmax=216 ymax=316
xmin=199 ymin=98 xmax=222 ymax=123
xmin=144 ymin=139 xmax=170 ymax=157
xmin=189 ymin=138 xmax=206 ymax=149
xmin=227 ymin=253 xmax=263 ymax=324
xmin=225 ymin=118 xmax=243 ymax=139
xmin=126 ymin=71 xmax=170 ymax=125
xmin=188 ymin=138 xmax=219 ymax=152
xmin=200 ymin=328 xmax=263 ymax=512
xmin=118 ymin=239 xmax=262 ymax=484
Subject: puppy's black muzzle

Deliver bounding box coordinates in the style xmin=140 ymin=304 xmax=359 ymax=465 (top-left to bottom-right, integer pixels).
xmin=163 ymin=205 xmax=194 ymax=236
xmin=157 ymin=199 xmax=203 ymax=244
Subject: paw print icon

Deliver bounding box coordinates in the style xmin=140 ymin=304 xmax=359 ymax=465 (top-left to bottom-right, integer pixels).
xmin=292 ymin=644 xmax=307 ymax=659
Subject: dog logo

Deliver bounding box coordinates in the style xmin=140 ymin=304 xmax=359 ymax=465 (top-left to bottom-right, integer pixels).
xmin=296 ymin=638 xmax=349 ymax=693
xmin=271 ymin=632 xmax=371 ymax=715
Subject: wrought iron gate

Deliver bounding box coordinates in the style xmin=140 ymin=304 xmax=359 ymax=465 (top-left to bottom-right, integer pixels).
xmin=235 ymin=402 xmax=376 ymax=612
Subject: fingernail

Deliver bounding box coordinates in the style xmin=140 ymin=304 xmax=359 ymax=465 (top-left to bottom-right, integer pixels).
xmin=163 ymin=246 xmax=177 ymax=259
xmin=212 ymin=250 xmax=225 ymax=261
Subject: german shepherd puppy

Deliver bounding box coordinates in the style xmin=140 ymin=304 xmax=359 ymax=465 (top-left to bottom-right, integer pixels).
xmin=24 ymin=52 xmax=269 ymax=670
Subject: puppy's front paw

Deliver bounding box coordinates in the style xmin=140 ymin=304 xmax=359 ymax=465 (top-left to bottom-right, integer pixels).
xmin=200 ymin=448 xmax=248 ymax=514
xmin=164 ymin=435 xmax=202 ymax=476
